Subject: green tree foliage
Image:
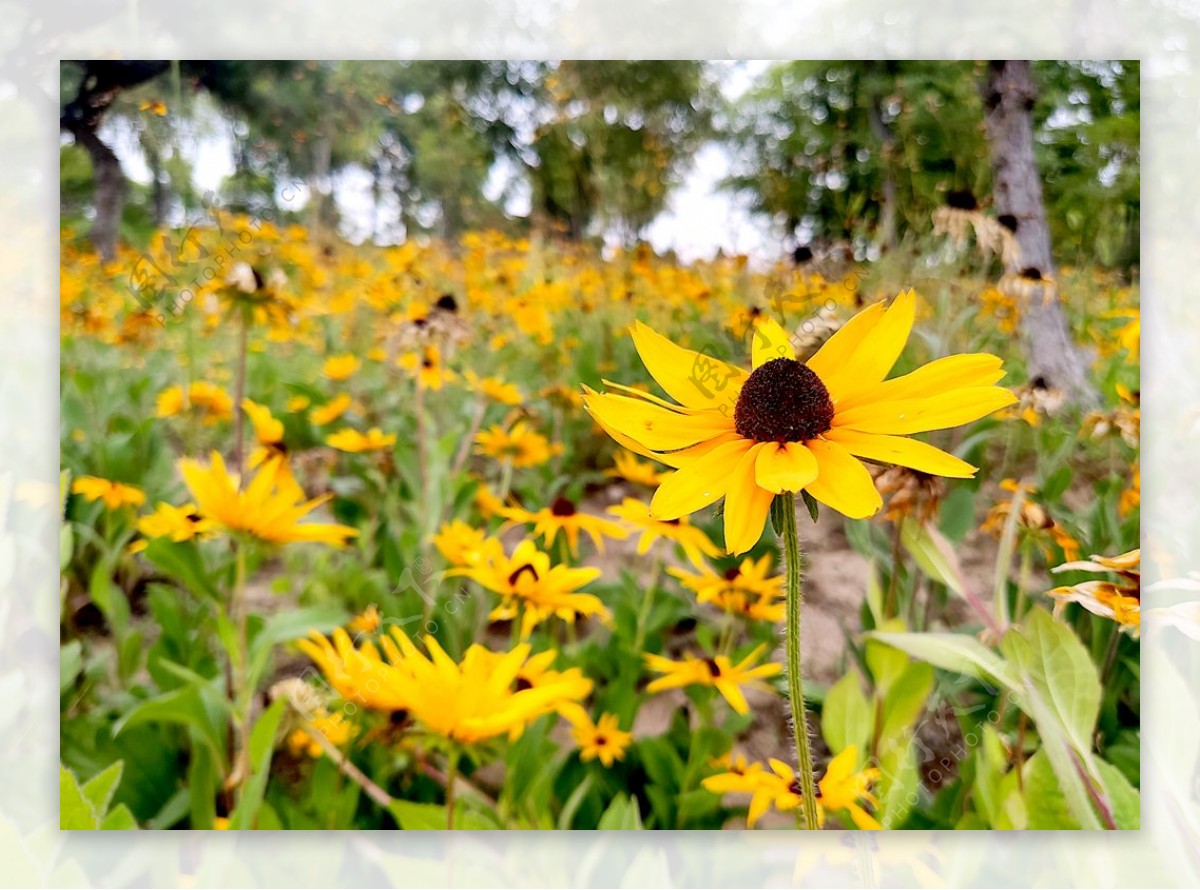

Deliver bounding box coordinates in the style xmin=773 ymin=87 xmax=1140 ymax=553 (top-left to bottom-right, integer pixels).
xmin=724 ymin=61 xmax=1139 ymax=270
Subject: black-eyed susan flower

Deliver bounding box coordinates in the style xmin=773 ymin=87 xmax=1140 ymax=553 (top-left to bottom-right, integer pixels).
xmin=450 ymin=539 xmax=607 ymax=638
xmin=702 ymin=746 xmax=881 ymax=829
xmin=156 ymin=381 xmax=234 ymax=425
xmin=180 ymin=451 xmax=356 ymax=547
xmin=399 ymin=344 xmax=456 ymax=391
xmin=464 ymin=370 xmax=522 ymax=406
xmin=135 ymin=501 xmax=216 ymax=542
xmin=583 ymin=291 xmax=1015 ymax=554
xmin=287 ymin=711 xmax=356 ymax=759
xmin=347 ymin=604 xmax=382 ymax=636
xmin=505 ymin=496 xmax=629 ymax=557
xmin=605 ymin=450 xmax=665 ymax=488
xmin=475 ymin=421 xmax=557 ymax=469
xmin=432 ymin=520 xmax=503 ymax=567
xmin=299 ymin=627 xmax=591 ymax=744
xmin=570 ymin=712 xmax=633 ymax=767
xmin=981 ymin=479 xmax=1081 ymax=562
xmin=310 ymin=393 xmax=352 ymax=426
xmin=668 ymin=553 xmax=784 ymax=623
xmin=606 ymin=497 xmax=721 ymax=568
xmin=1049 ymin=549 xmax=1140 ymax=634
xmin=72 ymin=476 xmax=146 ymax=511
xmin=327 ymin=427 xmax=397 ymax=453
xmin=323 ymin=354 xmax=361 ymax=381
xmin=644 ymin=644 xmax=781 ymax=715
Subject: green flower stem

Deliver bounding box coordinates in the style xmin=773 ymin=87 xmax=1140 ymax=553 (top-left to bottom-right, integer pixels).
xmin=779 ymin=493 xmax=820 ymax=831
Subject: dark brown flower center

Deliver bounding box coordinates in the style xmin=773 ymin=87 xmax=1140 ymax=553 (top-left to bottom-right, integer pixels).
xmin=733 ymin=358 xmax=835 ymax=443
xmin=550 ymin=496 xmax=577 ymax=517
xmin=508 ymin=564 xmax=540 ymax=586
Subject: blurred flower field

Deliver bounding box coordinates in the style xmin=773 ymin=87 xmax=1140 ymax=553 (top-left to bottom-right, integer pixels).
xmin=58 ymin=220 xmax=1139 ymax=830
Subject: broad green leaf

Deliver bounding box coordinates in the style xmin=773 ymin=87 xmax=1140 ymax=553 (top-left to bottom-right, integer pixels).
xmin=100 ymin=805 xmax=138 ymax=830
xmin=821 ymin=669 xmax=873 ymax=756
xmin=901 ymin=520 xmax=964 ymax=596
xmin=60 ymin=640 xmax=83 ymax=694
xmin=867 ymin=631 xmax=1018 ymax=689
xmin=60 ymin=765 xmax=99 ymax=830
xmin=81 ymin=761 xmax=123 ymax=818
xmin=1001 ymin=607 xmax=1101 ymax=759
xmin=114 ymin=683 xmax=227 ymax=769
xmin=142 ymin=538 xmax=218 ymax=601
xmin=879 ymin=662 xmax=934 ymax=746
xmin=1096 ymin=758 xmax=1140 ymax=829
xmin=597 ymin=793 xmax=644 ymax=830
xmin=228 ymin=697 xmax=287 ymax=830
xmin=388 ymin=800 xmax=447 ymax=830
xmin=865 ymin=621 xmax=910 ymax=696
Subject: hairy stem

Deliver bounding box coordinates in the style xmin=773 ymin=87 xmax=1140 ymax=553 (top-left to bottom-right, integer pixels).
xmin=780 ymin=493 xmax=820 ymax=831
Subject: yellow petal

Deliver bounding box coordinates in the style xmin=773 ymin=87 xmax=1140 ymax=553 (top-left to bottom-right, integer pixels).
xmin=583 ymin=391 xmax=733 ymax=451
xmin=804 ymin=439 xmax=882 ymax=519
xmin=834 ymin=353 xmax=1006 ymax=412
xmin=804 ymin=300 xmax=887 ymax=382
xmin=631 ymin=321 xmax=747 ymax=410
xmin=754 ymin=441 xmax=820 ymax=493
xmin=716 ymin=679 xmax=751 ymax=715
xmin=833 ymin=387 xmax=1017 ymax=435
xmin=824 ymin=428 xmax=977 ymax=478
xmin=723 ymin=444 xmax=774 ymax=555
xmin=750 ymin=317 xmax=794 ymax=368
xmin=651 ymin=438 xmax=753 ymax=519
xmin=818 ymin=290 xmax=916 ymax=400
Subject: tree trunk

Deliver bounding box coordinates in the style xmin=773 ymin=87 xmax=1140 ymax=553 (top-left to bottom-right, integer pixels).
xmin=982 ymin=61 xmax=1096 ymax=404
xmin=74 ymin=126 xmax=126 ymax=262
xmin=865 ymin=66 xmax=898 ymax=252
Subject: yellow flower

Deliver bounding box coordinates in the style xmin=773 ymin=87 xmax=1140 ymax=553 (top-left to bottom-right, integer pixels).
xmin=72 ymin=476 xmax=146 ymax=511
xmin=286 ymin=395 xmax=311 ymax=413
xmin=702 ymin=746 xmax=881 ymax=829
xmin=399 ymin=344 xmax=456 ymax=391
xmin=288 ymin=711 xmax=356 ymax=758
xmin=1121 ymin=464 xmax=1139 ymax=518
xmin=668 ymin=553 xmax=784 ymax=622
xmin=475 ymin=483 xmax=514 ymax=521
xmin=643 ymin=644 xmax=781 ymax=715
xmin=475 ymin=421 xmax=557 ymax=468
xmin=1049 ymin=549 xmax=1140 ymax=634
xmin=136 ymin=501 xmax=216 ymax=542
xmin=505 ymin=496 xmax=630 ymax=556
xmin=311 ymin=393 xmax=352 ymax=426
xmin=323 ymin=354 xmax=361 ymax=381
xmin=605 ymin=450 xmax=665 ymax=488
xmin=327 ymin=427 xmax=397 ymax=453
xmin=583 ymin=292 xmax=1015 ymax=554
xmin=156 ymin=381 xmax=234 ymax=424
xmin=450 ymin=539 xmax=607 ymax=638
xmin=571 ymin=712 xmax=632 ymax=767
xmin=464 ymin=370 xmax=522 ymax=406
xmin=606 ymin=497 xmax=721 ymax=568
xmin=213 ymin=816 xmax=230 ymax=830
xmin=179 ymin=451 xmax=357 ymax=547
xmin=432 ymin=520 xmax=503 ymax=567
xmin=299 ymin=628 xmax=591 ymax=744
xmin=243 ymin=398 xmax=284 ymax=446
xmin=348 ymin=605 xmax=381 ymax=635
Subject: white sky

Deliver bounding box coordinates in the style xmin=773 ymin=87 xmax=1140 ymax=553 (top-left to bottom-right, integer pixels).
xmin=101 ymin=61 xmax=780 ymax=264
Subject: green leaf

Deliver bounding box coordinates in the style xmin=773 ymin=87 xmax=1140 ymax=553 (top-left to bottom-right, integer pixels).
xmin=901 ymin=519 xmax=964 ymax=597
xmin=597 ymin=793 xmax=644 ymax=829
xmin=800 ymin=489 xmax=820 ymax=523
xmin=100 ymin=805 xmax=138 ymax=830
xmin=60 ymin=765 xmax=100 ymax=829
xmin=114 ymin=682 xmax=228 ymax=769
xmin=1096 ymin=758 xmax=1140 ymax=829
xmin=879 ymin=662 xmax=934 ymax=745
xmin=867 ymin=631 xmax=1018 ymax=689
xmin=1022 ymin=748 xmax=1084 ymax=829
xmin=228 ymin=697 xmax=287 ymax=830
xmin=769 ymin=495 xmax=787 ymax=536
xmin=388 ymin=800 xmax=447 ymax=830
xmin=1001 ymin=608 xmax=1101 ymax=759
xmin=821 ymin=669 xmax=873 ymax=756
xmin=142 ymin=538 xmax=218 ymax=601
xmin=60 ymin=640 xmax=83 ymax=694
xmin=81 ymin=761 xmax=124 ymax=818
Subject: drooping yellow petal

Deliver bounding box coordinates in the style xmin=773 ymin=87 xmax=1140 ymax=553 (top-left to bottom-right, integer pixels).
xmin=582 ymin=390 xmax=733 ymax=451
xmin=723 ymin=443 xmax=774 ymax=555
xmin=750 ymin=317 xmax=794 ymax=369
xmin=804 ymin=438 xmax=883 ymax=519
xmin=650 ymin=438 xmax=754 ymax=519
xmin=804 ymin=300 xmax=887 ymax=383
xmin=833 ymin=387 xmax=1017 ymax=435
xmin=824 ymin=428 xmax=977 ymax=478
xmin=834 ymin=353 xmax=1007 ymax=412
xmin=818 ymin=290 xmax=916 ymax=400
xmin=754 ymin=441 xmax=820 ymax=494
xmin=631 ymin=321 xmax=747 ymax=410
